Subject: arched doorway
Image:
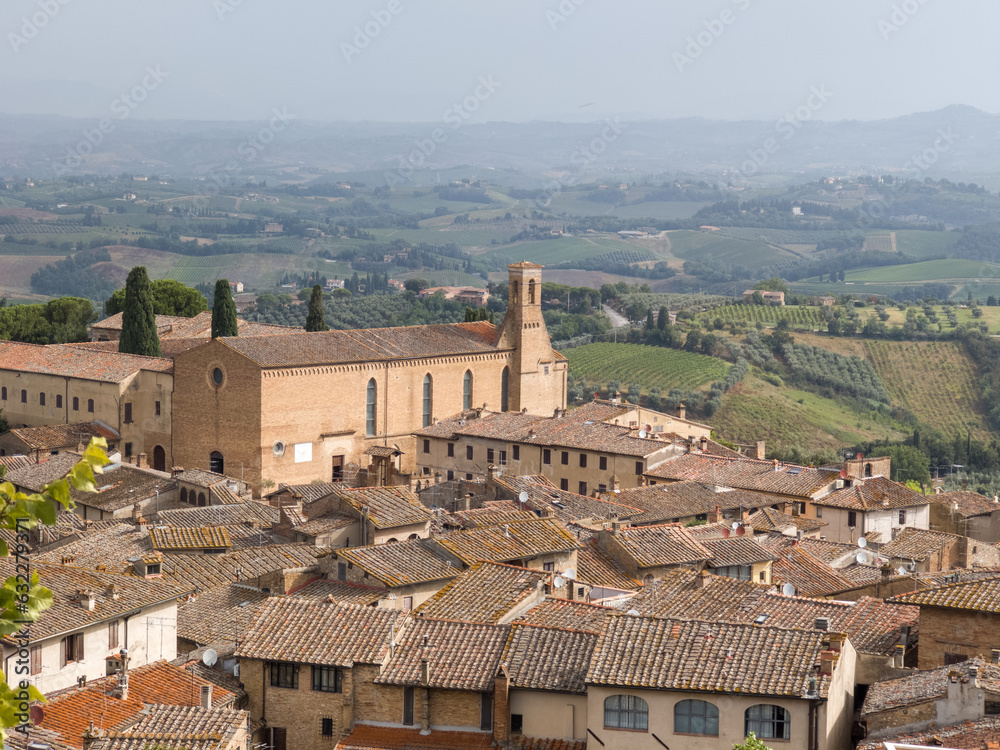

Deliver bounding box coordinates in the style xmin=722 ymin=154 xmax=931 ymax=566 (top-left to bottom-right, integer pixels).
xmin=209 ymin=451 xmax=224 ymax=475
xmin=152 ymin=445 xmax=166 ymax=472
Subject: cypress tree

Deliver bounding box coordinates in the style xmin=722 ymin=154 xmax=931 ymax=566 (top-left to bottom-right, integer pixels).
xmin=118 ymin=266 xmax=161 ymax=357
xmin=645 ymin=308 xmax=655 ymax=330
xmin=211 ymin=279 xmax=239 ymax=338
xmin=305 ymin=285 xmax=329 ymax=332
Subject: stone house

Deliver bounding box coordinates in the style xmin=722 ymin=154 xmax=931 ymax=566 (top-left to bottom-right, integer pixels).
xmin=428 ymin=517 xmax=581 ymax=573
xmin=878 ymin=527 xmax=1000 ymax=573
xmin=595 ymin=522 xmax=712 ymax=583
xmin=171 ymin=262 xmax=567 ymax=493
xmin=0 ymin=421 xmax=119 ymax=462
xmin=806 ymin=477 xmax=931 ymax=545
xmin=0 ymin=561 xmax=184 ymax=695
xmin=931 ymin=490 xmax=1000 ymax=544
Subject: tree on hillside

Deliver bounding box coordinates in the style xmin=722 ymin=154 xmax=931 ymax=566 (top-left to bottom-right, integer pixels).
xmin=657 ymin=305 xmax=668 ymax=330
xmin=870 ymin=444 xmax=931 ymax=485
xmin=0 ymin=438 xmax=109 ymax=742
xmin=106 ymin=279 xmax=207 ymax=318
xmin=305 ymin=285 xmax=329 ymax=332
xmin=754 ymin=278 xmax=790 ymax=294
xmin=733 ymin=734 xmax=774 ymax=750
xmin=404 ymin=278 xmax=430 ymax=294
xmin=118 ymin=266 xmax=161 ymax=357
xmin=211 ymin=279 xmax=239 ymax=338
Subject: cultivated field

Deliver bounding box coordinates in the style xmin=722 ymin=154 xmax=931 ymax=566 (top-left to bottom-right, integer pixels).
xmin=697 ymin=304 xmax=828 ymax=328
xmin=563 ymin=343 xmax=729 ymax=394
xmin=865 ymin=340 xmax=990 ymax=440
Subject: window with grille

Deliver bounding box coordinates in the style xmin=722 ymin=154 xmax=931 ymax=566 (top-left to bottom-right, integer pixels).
xmin=312 ymin=665 xmax=342 ymax=693
xmin=605 ymin=694 xmax=649 ymax=731
xmin=744 ymin=704 xmax=790 ymax=740
xmin=269 ymin=662 xmax=299 ymax=689
xmin=675 ymin=699 xmax=718 ymax=735
xmin=320 ymin=718 xmax=334 ymax=737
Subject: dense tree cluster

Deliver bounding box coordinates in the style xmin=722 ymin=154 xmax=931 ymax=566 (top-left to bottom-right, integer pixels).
xmin=0 ymin=297 xmax=98 ymax=344
xmin=783 ymin=344 xmax=890 ymax=404
xmin=30 ymin=248 xmax=115 ymax=299
xmin=105 ymin=279 xmax=207 ymax=317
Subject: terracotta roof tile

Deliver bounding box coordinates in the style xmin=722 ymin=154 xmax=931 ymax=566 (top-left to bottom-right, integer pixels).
xmin=492 ymin=475 xmax=641 ymax=523
xmin=285 ymin=578 xmax=385 ymax=606
xmin=856 ymin=715 xmax=1000 ymax=750
xmin=151 ymin=526 xmax=232 ymax=551
xmin=815 ymin=476 xmax=929 ymax=511
xmin=218 ymin=321 xmax=501 ymax=368
xmin=334 ymin=486 xmax=433 ymax=529
xmin=502 ymin=623 xmax=597 ymax=693
xmin=616 ymin=482 xmax=779 ymax=525
xmin=880 ymin=527 xmax=964 ymax=561
xmin=376 ymin=618 xmax=509 ymax=691
xmin=646 ymin=454 xmax=840 ymax=498
xmin=236 ymin=598 xmax=401 ymax=666
xmin=0 ymin=454 xmax=33 ymax=473
xmin=6 ymin=421 xmax=119 ymax=450
xmin=703 ymin=537 xmax=776 ymax=568
xmin=514 ymin=598 xmax=615 ymax=635
xmin=889 ymin=573 xmax=1000 ymax=612
xmin=431 ymin=518 xmax=580 ymax=566
xmin=415 ymin=562 xmax=547 ymax=623
xmin=587 ymin=614 xmax=834 ymax=697
xmin=934 ymin=491 xmax=1000 ymax=517
xmin=267 ymin=482 xmax=339 ymax=503
xmin=71 ymin=464 xmax=175 ymax=513
xmin=746 ymin=506 xmax=828 ymax=533
xmin=574 ymin=539 xmax=639 ymax=591
xmin=6 ymin=452 xmax=81 ymax=492
xmin=0 ymin=341 xmax=172 ymax=382
xmin=90 ymin=704 xmax=248 ymax=750
xmin=332 ymin=539 xmax=458 ymax=587
xmin=771 ymin=546 xmax=855 ymax=597
xmin=177 ymin=584 xmax=270 ymax=648
xmin=157 ymin=503 xmax=279 ymax=528
xmin=605 ymin=523 xmax=712 ymax=569
xmin=39 ymin=660 xmax=235 ymax=749
xmin=861 ymin=658 xmax=1000 ymax=717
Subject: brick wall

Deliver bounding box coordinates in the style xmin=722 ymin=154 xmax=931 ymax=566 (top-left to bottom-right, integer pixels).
xmin=917 ymin=606 xmax=1000 ymax=669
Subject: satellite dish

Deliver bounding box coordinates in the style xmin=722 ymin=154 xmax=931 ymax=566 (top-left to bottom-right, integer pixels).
xmin=857 ymin=538 xmax=867 ymax=549
xmin=562 ymin=568 xmax=576 ymax=580
xmin=731 ymin=521 xmax=741 ymax=530
xmin=638 ymin=430 xmax=647 ymax=438
xmin=553 ymin=576 xmax=565 ymax=588
xmin=626 ymin=609 xmax=641 ymax=617
xmin=897 ymin=567 xmax=908 ymax=576
xmin=29 ymin=705 xmax=43 ymax=725
xmin=736 ymin=526 xmax=746 ymax=536
xmin=840 ymin=469 xmax=848 ymax=480
xmin=722 ymin=528 xmax=731 ymax=538
xmin=855 ymin=551 xmax=869 ymax=565
xmin=781 ymin=583 xmax=796 ymax=597
xmin=202 ymin=648 xmax=218 ymax=667
xmin=907 ymin=561 xmax=917 ymax=572
xmin=518 ymin=491 xmax=529 ymax=504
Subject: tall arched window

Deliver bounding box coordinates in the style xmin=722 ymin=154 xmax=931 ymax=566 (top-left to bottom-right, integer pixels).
xmin=366 ymin=378 xmax=377 ymax=437
xmin=72 ymin=396 xmax=79 ymax=411
xmin=604 ymin=695 xmax=648 ymax=731
xmin=675 ymin=699 xmax=719 ymax=736
xmin=153 ymin=445 xmax=166 ymax=472
xmin=422 ymin=375 xmax=433 ymax=428
xmin=745 ymin=704 xmax=790 ymax=740
xmin=528 ymin=278 xmax=536 ymax=304
xmin=462 ymin=370 xmax=473 ymax=411
xmin=180 ymin=487 xmax=188 ymax=504
xmin=510 ymin=281 xmax=519 ymax=305
xmin=500 ymin=367 xmax=510 ymax=413
xmin=209 ymin=451 xmax=224 ymax=475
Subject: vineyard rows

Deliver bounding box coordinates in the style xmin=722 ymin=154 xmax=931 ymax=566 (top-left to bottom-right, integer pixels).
xmin=715 ymin=227 xmax=851 ymax=246
xmin=0 ymin=221 xmax=83 ymax=234
xmin=697 ymin=304 xmax=827 ymax=327
xmin=564 ymin=343 xmax=729 ymax=394
xmin=865 ymin=340 xmax=990 ymax=440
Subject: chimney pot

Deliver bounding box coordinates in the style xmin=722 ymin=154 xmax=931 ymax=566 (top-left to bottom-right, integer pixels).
xmin=755 ymin=441 xmax=766 ymax=460
xmin=677 ymin=403 xmax=686 ymax=420
xmin=200 ymin=684 xmax=212 ymax=709
xmin=137 ymin=452 xmax=147 ymax=469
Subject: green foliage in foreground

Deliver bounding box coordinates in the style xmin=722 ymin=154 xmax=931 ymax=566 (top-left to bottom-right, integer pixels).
xmin=0 ymin=439 xmax=109 ymax=742
xmin=733 ymin=735 xmax=774 ymax=750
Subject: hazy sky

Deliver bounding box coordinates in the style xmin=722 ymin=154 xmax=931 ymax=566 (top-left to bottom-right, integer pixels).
xmin=3 ymin=0 xmax=998 ymax=123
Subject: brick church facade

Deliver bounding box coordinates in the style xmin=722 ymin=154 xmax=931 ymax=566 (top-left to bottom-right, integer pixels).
xmin=171 ymin=262 xmax=567 ymax=492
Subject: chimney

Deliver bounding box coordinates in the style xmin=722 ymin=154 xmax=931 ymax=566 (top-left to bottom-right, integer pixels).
xmin=172 ymin=466 xmax=184 ymax=477
xmin=200 ymin=684 xmax=212 ymax=709
xmin=611 ymin=474 xmax=620 ymax=493
xmin=611 ymin=521 xmax=622 ymax=536
xmin=76 ymin=589 xmax=96 ymax=612
xmin=709 ymin=504 xmax=722 ymax=524
xmin=814 ymin=617 xmax=830 ymax=632
xmin=699 ymin=436 xmax=709 ymax=452
xmin=773 ymin=458 xmax=780 ymax=472
xmin=819 ymin=651 xmax=837 ymax=676
xmin=461 ymin=493 xmax=473 ymax=512
xmin=82 ymin=722 xmax=100 ymax=750
xmin=756 ymin=441 xmax=766 ymax=460
xmin=137 ymin=452 xmax=147 ymax=469
xmin=420 ymin=658 xmax=430 ymax=686
xmin=991 ymin=648 xmax=1000 ymax=665
xmin=493 ymin=665 xmax=510 ymax=743
xmin=696 ymin=569 xmax=711 ymax=588
xmin=677 ymin=403 xmax=686 ymax=420
xmin=128 ymin=455 xmax=137 ymax=465
xmin=829 ymin=633 xmax=843 ymax=653
xmin=893 ymin=644 xmax=905 ymax=668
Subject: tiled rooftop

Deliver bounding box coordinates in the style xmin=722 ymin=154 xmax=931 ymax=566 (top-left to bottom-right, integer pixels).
xmin=415 ymin=562 xmax=547 ymax=623
xmin=703 ymin=537 xmax=776 ymax=568
xmin=0 ymin=341 xmax=173 ymax=382
xmin=514 ymin=597 xmax=616 ymax=635
xmin=236 ymin=598 xmax=401 ymax=666
xmin=416 ymin=401 xmax=682 ymax=458
xmin=157 ymin=502 xmax=279 ymax=528
xmin=0 ymin=454 xmax=33 ymax=473
xmin=574 ymin=538 xmax=639 ymax=591
xmin=771 ymin=545 xmax=855 ymax=597
xmin=0 ymin=560 xmax=186 ymax=642
xmin=880 ymin=526 xmax=962 ymax=561
xmin=861 ymin=658 xmax=1000 ymax=716
xmin=71 ymin=463 xmax=175 ymax=513
xmin=502 ymin=623 xmax=597 ymax=693
xmin=616 ymin=482 xmax=779 ymax=525
xmin=934 ymin=490 xmax=1000 ymax=517
xmin=172 ymin=468 xmax=233 ymax=488
xmin=432 ymin=518 xmax=581 ymax=566
xmin=646 ymin=454 xmax=840 ymax=498
xmin=334 ymin=486 xmax=434 ymax=529
xmin=747 ymin=506 xmax=828 ymax=534
xmin=177 ymin=584 xmax=270 ymax=648
xmin=217 ymin=321 xmax=500 ymax=368
xmin=6 ymin=421 xmax=119 ymax=450
xmin=151 ymin=526 xmax=232 ymax=551
xmin=332 ymin=538 xmax=458 ymax=587
xmin=39 ymin=660 xmax=235 ymax=749
xmin=6 ymin=452 xmax=81 ymax=492
xmin=855 ymin=715 xmax=1000 ymax=749
xmin=587 ymin=614 xmax=833 ymax=698
xmin=267 ymin=482 xmax=339 ymax=503
xmin=284 ymin=578 xmax=385 ymax=606
xmin=604 ymin=523 xmax=712 ymax=569
xmin=815 ymin=476 xmax=929 ymax=511
xmin=889 ymin=574 xmax=1000 ymax=612
xmin=89 ymin=703 xmax=247 ymax=750
xmin=93 ymin=310 xmax=298 ymax=340
xmin=493 ymin=474 xmax=642 ymax=523
xmin=377 ymin=618 xmax=509 ymax=691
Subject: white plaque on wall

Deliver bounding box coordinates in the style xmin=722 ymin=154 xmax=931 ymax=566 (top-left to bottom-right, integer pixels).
xmin=294 ymin=442 xmax=313 ymax=463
